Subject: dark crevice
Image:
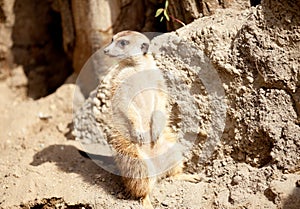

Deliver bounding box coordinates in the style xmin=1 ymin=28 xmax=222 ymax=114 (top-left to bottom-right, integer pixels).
xmin=205 ymin=2 xmax=211 ymax=14
xmin=218 ymin=0 xmax=225 ymax=8
xmin=12 ymin=0 xmax=73 ymax=99
xmin=20 ymin=197 xmax=92 ymax=209
xmin=250 ymin=0 xmax=261 ymax=7
xmin=0 ymin=0 xmax=6 ymax=23
xmin=195 ymin=0 xmax=203 ymax=16
xmin=264 ymin=188 xmax=276 ymax=203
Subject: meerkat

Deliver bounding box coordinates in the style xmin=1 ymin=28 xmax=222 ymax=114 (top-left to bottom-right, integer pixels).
xmin=98 ymin=31 xmax=200 ymax=209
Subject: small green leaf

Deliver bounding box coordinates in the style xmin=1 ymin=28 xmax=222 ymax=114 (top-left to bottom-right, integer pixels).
xmin=165 ymin=0 xmax=169 ymax=9
xmin=160 ymin=16 xmax=164 ymax=22
xmin=164 ymin=9 xmax=170 ymax=21
xmin=165 ymin=14 xmax=170 ymax=21
xmin=155 ymin=8 xmax=164 ymax=17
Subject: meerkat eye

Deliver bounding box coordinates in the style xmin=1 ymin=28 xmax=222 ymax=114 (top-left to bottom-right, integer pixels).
xmin=118 ymin=39 xmax=129 ymax=47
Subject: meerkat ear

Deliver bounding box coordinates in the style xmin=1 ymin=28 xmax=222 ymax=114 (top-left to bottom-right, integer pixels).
xmin=141 ymin=43 xmax=149 ymax=55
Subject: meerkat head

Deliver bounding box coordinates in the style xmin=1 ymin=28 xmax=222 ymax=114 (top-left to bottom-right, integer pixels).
xmin=103 ymin=31 xmax=150 ymax=59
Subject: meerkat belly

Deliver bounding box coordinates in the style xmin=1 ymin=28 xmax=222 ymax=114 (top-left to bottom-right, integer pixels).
xmin=111 ymin=66 xmax=168 ymax=144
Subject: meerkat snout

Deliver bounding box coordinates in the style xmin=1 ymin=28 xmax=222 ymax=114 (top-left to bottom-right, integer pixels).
xmin=104 ymin=31 xmax=150 ymax=58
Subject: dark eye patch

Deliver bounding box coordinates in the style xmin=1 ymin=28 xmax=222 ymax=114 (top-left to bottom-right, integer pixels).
xmin=117 ymin=39 xmax=130 ymax=47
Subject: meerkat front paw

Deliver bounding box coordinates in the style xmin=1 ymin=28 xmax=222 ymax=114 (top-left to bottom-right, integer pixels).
xmin=150 ymin=111 xmax=166 ymax=143
xmin=130 ymin=129 xmax=152 ymax=145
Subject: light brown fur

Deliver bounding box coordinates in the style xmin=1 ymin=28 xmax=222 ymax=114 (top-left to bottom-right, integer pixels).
xmin=101 ymin=31 xmax=199 ymax=209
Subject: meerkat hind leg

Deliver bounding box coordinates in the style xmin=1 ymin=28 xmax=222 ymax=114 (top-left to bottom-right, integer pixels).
xmin=141 ymin=195 xmax=154 ymax=209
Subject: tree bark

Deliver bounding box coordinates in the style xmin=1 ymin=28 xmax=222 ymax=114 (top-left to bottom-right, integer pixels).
xmin=0 ymin=0 xmax=15 ymax=79
xmin=70 ymin=0 xmax=120 ymax=73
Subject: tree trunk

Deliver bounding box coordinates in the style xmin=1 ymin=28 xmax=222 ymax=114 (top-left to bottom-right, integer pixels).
xmin=0 ymin=0 xmax=15 ymax=79
xmin=71 ymin=0 xmax=120 ymax=73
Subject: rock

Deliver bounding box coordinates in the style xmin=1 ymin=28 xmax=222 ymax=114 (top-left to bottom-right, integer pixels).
xmin=270 ymin=174 xmax=300 ymax=208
